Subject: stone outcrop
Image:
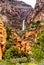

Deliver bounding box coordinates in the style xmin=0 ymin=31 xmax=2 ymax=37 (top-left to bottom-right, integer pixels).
xmin=33 ymin=3 xmax=44 ymax=21
xmin=27 ymin=0 xmax=44 ymax=23
xmin=0 ymin=0 xmax=33 ymax=29
xmin=0 ymin=18 xmax=7 ymax=60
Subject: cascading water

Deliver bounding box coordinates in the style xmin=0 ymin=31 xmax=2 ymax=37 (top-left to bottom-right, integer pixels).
xmin=22 ymin=19 xmax=26 ymax=30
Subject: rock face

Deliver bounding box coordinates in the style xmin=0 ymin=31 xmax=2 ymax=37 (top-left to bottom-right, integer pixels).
xmin=0 ymin=18 xmax=7 ymax=60
xmin=36 ymin=0 xmax=44 ymax=3
xmin=34 ymin=3 xmax=44 ymax=21
xmin=27 ymin=0 xmax=44 ymax=23
xmin=0 ymin=0 xmax=33 ymax=29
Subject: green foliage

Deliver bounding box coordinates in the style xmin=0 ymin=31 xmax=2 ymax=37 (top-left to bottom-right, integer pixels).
xmin=3 ymin=46 xmax=19 ymax=59
xmin=26 ymin=21 xmax=41 ymax=31
xmin=31 ymin=30 xmax=44 ymax=62
xmin=31 ymin=44 xmax=44 ymax=62
xmin=2 ymin=20 xmax=44 ymax=64
xmin=0 ymin=60 xmax=38 ymax=65
xmin=3 ymin=46 xmax=30 ymax=62
xmin=37 ymin=30 xmax=44 ymax=51
xmin=0 ymin=60 xmax=15 ymax=65
xmin=30 ymin=21 xmax=40 ymax=29
xmin=37 ymin=30 xmax=44 ymax=43
xmin=5 ymin=26 xmax=14 ymax=50
xmin=38 ymin=59 xmax=44 ymax=65
xmin=16 ymin=30 xmax=25 ymax=37
xmin=6 ymin=40 xmax=14 ymax=49
xmin=9 ymin=57 xmax=27 ymax=63
xmin=6 ymin=26 xmax=12 ymax=40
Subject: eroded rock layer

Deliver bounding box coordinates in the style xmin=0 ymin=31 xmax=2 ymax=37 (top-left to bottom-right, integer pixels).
xmin=27 ymin=1 xmax=44 ymax=23
xmin=0 ymin=18 xmax=7 ymax=60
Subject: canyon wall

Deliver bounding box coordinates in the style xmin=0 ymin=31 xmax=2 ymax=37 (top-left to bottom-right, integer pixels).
xmin=27 ymin=0 xmax=44 ymax=23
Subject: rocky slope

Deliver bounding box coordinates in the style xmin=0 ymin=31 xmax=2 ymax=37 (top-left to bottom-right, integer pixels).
xmin=27 ymin=0 xmax=44 ymax=23
xmin=0 ymin=0 xmax=33 ymax=29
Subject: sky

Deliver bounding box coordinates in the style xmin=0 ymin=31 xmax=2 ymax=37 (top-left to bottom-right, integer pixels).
xmin=19 ymin=0 xmax=36 ymax=8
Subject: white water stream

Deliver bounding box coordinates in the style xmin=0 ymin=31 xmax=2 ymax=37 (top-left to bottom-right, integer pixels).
xmin=22 ymin=19 xmax=26 ymax=30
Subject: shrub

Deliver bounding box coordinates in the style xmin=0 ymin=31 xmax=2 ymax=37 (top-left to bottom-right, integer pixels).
xmin=31 ymin=44 xmax=44 ymax=62
xmin=3 ymin=46 xmax=19 ymax=59
xmin=6 ymin=26 xmax=12 ymax=40
xmin=6 ymin=40 xmax=14 ymax=49
xmin=3 ymin=46 xmax=31 ymax=62
xmin=38 ymin=59 xmax=44 ymax=65
xmin=31 ymin=29 xmax=44 ymax=62
xmin=10 ymin=57 xmax=27 ymax=63
xmin=0 ymin=60 xmax=15 ymax=65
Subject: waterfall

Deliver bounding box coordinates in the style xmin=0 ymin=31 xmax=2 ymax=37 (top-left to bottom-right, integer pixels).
xmin=22 ymin=19 xmax=26 ymax=30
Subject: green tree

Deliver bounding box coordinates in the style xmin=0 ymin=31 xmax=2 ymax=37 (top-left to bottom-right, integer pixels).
xmin=31 ymin=30 xmax=44 ymax=62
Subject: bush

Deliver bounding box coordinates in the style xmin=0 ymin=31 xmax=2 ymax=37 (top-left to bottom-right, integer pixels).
xmin=31 ymin=44 xmax=44 ymax=62
xmin=0 ymin=60 xmax=15 ymax=65
xmin=31 ymin=29 xmax=44 ymax=62
xmin=0 ymin=60 xmax=38 ymax=65
xmin=3 ymin=46 xmax=31 ymax=62
xmin=37 ymin=30 xmax=44 ymax=53
xmin=6 ymin=26 xmax=12 ymax=40
xmin=9 ymin=57 xmax=27 ymax=63
xmin=3 ymin=46 xmax=19 ymax=59
xmin=38 ymin=59 xmax=44 ymax=65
